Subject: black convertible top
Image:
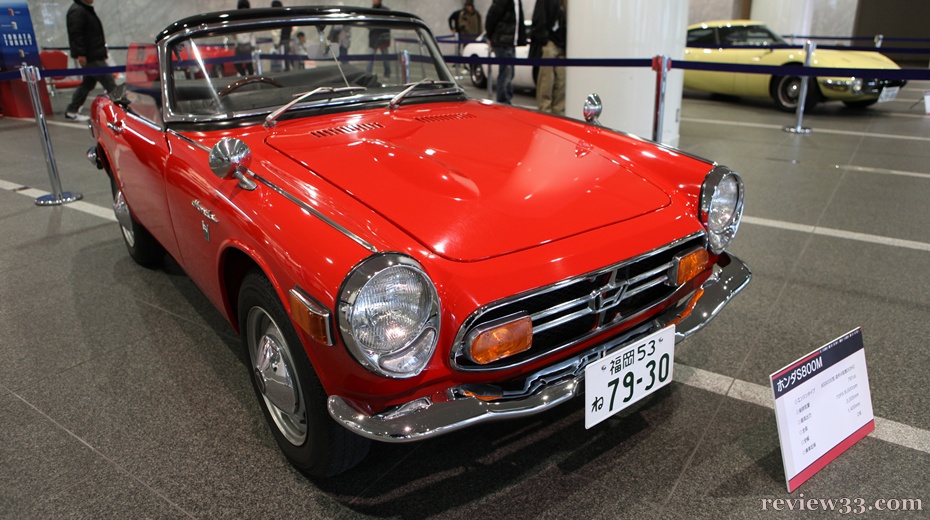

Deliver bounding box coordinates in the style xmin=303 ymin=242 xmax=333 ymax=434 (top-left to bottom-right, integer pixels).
xmin=157 ymin=6 xmax=425 ymax=42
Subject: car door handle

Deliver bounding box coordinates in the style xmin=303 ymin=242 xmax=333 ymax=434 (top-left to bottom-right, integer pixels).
xmin=107 ymin=121 xmax=122 ymax=135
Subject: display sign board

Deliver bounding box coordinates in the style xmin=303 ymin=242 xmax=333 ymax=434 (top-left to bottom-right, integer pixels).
xmin=0 ymin=1 xmax=41 ymax=69
xmin=924 ymin=91 xmax=930 ymax=116
xmin=770 ymin=328 xmax=874 ymax=493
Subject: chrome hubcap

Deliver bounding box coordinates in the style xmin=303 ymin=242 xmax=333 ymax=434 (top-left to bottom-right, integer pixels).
xmin=254 ymin=335 xmax=299 ymax=414
xmin=112 ymin=189 xmax=135 ymax=247
xmin=247 ymin=306 xmax=307 ymax=445
xmin=780 ymin=77 xmax=801 ymax=106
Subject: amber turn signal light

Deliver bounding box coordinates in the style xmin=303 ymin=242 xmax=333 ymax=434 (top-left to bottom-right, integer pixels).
xmin=670 ymin=248 xmax=710 ymax=286
xmin=468 ymin=315 xmax=533 ymax=365
xmin=288 ymin=288 xmax=333 ymax=346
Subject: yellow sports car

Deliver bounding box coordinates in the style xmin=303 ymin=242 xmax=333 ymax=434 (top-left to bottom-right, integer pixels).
xmin=684 ymin=20 xmax=905 ymax=111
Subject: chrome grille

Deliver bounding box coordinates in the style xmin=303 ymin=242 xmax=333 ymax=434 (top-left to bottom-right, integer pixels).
xmin=452 ymin=233 xmax=705 ymax=371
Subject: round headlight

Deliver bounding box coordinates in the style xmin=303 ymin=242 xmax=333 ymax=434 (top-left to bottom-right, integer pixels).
xmin=700 ymin=166 xmax=744 ymax=254
xmin=338 ymin=254 xmax=440 ymax=378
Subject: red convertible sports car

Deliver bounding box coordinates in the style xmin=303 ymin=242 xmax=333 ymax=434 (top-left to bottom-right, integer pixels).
xmin=88 ymin=7 xmax=750 ymax=477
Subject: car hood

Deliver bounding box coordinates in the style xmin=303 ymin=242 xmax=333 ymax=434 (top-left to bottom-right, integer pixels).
xmin=811 ymin=49 xmax=899 ymax=70
xmin=265 ymin=102 xmax=673 ymax=262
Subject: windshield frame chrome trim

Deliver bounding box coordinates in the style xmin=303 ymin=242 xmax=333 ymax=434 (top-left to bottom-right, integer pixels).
xmin=156 ymin=13 xmax=456 ymax=125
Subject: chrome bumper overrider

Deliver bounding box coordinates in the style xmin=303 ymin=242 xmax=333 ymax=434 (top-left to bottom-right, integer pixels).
xmin=328 ymin=253 xmax=751 ymax=443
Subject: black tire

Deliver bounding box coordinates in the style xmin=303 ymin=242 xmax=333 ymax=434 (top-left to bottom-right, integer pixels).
xmin=109 ymin=176 xmax=164 ymax=267
xmin=771 ymin=73 xmax=821 ymax=112
xmin=238 ymin=270 xmax=370 ymax=478
xmin=469 ymin=59 xmax=487 ymax=88
xmin=843 ymin=99 xmax=879 ymax=109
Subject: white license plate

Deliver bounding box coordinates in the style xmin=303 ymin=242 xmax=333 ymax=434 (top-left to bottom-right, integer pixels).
xmin=584 ymin=325 xmax=675 ymax=429
xmin=878 ymin=86 xmax=900 ymax=103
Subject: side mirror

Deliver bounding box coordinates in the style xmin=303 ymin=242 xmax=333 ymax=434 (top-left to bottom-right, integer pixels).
xmin=583 ymin=93 xmax=603 ymax=126
xmin=209 ymin=138 xmax=257 ymax=190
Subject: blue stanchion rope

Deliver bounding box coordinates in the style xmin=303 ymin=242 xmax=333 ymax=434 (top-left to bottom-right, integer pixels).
xmin=5 ymin=54 xmax=930 ymax=84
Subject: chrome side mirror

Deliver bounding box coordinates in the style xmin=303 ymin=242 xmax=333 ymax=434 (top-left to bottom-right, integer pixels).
xmin=209 ymin=138 xmax=257 ymax=190
xmin=583 ymin=93 xmax=603 ymax=126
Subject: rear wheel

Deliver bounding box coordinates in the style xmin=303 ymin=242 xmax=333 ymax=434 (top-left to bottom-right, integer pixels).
xmin=772 ymin=74 xmax=821 ymax=112
xmin=469 ymin=58 xmax=487 ymax=88
xmin=109 ymin=176 xmax=164 ymax=267
xmin=238 ymin=270 xmax=370 ymax=478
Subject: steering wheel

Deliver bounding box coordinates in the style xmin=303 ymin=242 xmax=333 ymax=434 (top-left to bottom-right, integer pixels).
xmin=218 ymin=76 xmax=283 ymax=97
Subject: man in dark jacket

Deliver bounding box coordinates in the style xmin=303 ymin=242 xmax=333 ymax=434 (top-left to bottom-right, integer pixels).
xmin=64 ymin=0 xmax=115 ymax=121
xmin=366 ymin=0 xmax=392 ymax=77
xmin=485 ymin=0 xmax=526 ymax=104
xmin=532 ymin=0 xmax=566 ymax=114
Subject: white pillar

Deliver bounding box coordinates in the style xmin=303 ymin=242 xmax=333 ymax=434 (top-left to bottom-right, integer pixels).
xmin=565 ymin=0 xmax=688 ymax=147
xmin=750 ymin=0 xmax=814 ymax=37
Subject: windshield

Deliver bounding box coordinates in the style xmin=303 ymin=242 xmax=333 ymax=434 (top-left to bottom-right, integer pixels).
xmin=164 ymin=19 xmax=456 ymax=121
xmin=717 ymin=25 xmax=788 ymax=47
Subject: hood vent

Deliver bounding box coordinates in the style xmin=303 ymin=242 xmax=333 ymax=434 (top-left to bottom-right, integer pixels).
xmin=310 ymin=122 xmax=384 ymax=138
xmin=415 ymin=113 xmax=475 ymax=123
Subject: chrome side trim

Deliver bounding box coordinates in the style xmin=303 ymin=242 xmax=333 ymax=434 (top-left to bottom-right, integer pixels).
xmin=169 ymin=130 xmax=378 ymax=253
xmin=328 ymin=253 xmax=751 ymax=443
xmin=125 ymin=110 xmax=164 ymax=132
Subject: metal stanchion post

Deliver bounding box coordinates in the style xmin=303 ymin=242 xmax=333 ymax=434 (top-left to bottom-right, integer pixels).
xmin=652 ymin=55 xmax=671 ymax=143
xmin=784 ymin=40 xmax=815 ymax=135
xmin=487 ymin=49 xmax=494 ymax=99
xmin=253 ymin=50 xmax=263 ymax=75
xmin=20 ymin=65 xmax=83 ymax=206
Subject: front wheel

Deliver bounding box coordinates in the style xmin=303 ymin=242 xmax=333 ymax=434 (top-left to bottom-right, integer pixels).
xmin=110 ymin=176 xmax=164 ymax=267
xmin=238 ymin=270 xmax=370 ymax=478
xmin=469 ymin=59 xmax=487 ymax=88
xmin=772 ymin=74 xmax=821 ymax=112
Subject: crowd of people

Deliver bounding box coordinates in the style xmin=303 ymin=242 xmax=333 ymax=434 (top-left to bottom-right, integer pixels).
xmin=476 ymin=0 xmax=566 ymax=113
xmin=62 ymin=0 xmax=567 ymax=119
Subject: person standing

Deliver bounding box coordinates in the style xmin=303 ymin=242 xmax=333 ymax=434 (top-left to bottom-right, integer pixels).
xmin=456 ymin=1 xmax=482 ymax=43
xmin=234 ymin=0 xmax=255 ymax=76
xmin=366 ymin=0 xmax=391 ymax=77
xmin=532 ymin=0 xmax=566 ymax=114
xmin=485 ymin=0 xmax=526 ymax=105
xmin=64 ymin=0 xmax=115 ymax=121
xmin=271 ymin=0 xmax=292 ymax=71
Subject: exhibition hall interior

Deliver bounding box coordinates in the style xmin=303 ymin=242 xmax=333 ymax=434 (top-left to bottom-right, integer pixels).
xmin=1 ymin=0 xmax=928 ymax=518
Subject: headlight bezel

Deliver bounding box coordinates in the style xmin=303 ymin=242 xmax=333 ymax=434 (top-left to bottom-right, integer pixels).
xmin=337 ymin=253 xmax=441 ymax=379
xmin=700 ymin=166 xmax=745 ymax=254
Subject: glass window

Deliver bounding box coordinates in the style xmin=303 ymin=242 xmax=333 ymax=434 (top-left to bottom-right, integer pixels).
xmin=165 ymin=19 xmax=454 ymax=120
xmin=718 ymin=25 xmax=786 ymax=47
xmin=687 ymin=28 xmax=717 ymax=47
xmin=123 ymin=43 xmax=163 ymax=125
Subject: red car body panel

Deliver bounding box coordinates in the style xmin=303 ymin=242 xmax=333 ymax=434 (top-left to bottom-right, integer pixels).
xmin=91 ymin=93 xmax=718 ymax=413
xmin=266 ymin=101 xmax=682 ymax=262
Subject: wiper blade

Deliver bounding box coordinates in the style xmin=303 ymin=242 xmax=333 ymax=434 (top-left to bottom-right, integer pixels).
xmin=264 ymin=86 xmax=366 ymax=127
xmin=388 ymin=79 xmax=459 ymax=110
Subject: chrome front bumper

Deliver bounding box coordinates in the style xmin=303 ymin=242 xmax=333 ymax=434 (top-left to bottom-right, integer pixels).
xmin=328 ymin=253 xmax=751 ymax=443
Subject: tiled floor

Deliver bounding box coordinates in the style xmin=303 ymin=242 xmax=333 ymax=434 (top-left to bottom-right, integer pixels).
xmin=1 ymin=80 xmax=929 ymax=518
